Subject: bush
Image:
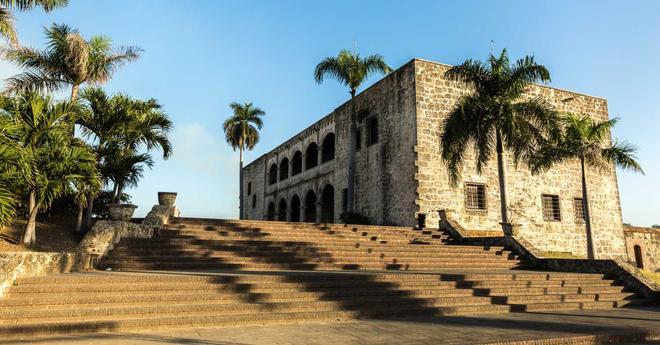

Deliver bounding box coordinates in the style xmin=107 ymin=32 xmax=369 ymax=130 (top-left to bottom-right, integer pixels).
xmin=340 ymin=212 xmax=371 ymax=225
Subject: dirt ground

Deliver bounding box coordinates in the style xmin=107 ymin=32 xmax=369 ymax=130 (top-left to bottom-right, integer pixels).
xmin=0 ymin=216 xmax=81 ymax=253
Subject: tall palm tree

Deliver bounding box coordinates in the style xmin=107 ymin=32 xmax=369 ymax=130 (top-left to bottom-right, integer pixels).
xmin=0 ymin=92 xmax=99 ymax=244
xmin=0 ymin=141 xmax=17 ymax=226
xmin=531 ymin=115 xmax=643 ymax=259
xmin=441 ymin=48 xmax=559 ymax=233
xmin=3 ymin=23 xmax=141 ymax=101
xmin=223 ymin=102 xmax=264 ymax=219
xmin=0 ymin=0 xmax=68 ymax=47
xmin=78 ymin=87 xmax=172 ymax=228
xmin=314 ymin=49 xmax=391 ymax=214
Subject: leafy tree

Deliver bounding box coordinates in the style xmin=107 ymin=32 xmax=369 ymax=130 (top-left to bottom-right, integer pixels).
xmin=0 ymin=92 xmax=99 ymax=244
xmin=78 ymin=88 xmax=171 ymax=226
xmin=0 ymin=140 xmax=17 ymax=226
xmin=0 ymin=0 xmax=67 ymax=47
xmin=3 ymin=23 xmax=140 ymax=101
xmin=531 ymin=115 xmax=643 ymax=259
xmin=223 ymin=102 xmax=264 ymax=219
xmin=652 ymin=225 xmax=660 ymax=229
xmin=314 ymin=49 xmax=391 ymax=213
xmin=441 ymin=48 xmax=559 ymax=233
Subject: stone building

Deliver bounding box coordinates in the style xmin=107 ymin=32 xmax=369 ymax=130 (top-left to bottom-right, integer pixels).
xmin=624 ymin=225 xmax=660 ymax=272
xmin=242 ymin=58 xmax=626 ymax=259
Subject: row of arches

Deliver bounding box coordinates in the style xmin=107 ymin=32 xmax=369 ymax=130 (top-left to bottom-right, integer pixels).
xmin=266 ymin=185 xmax=335 ymax=223
xmin=268 ymin=133 xmax=335 ymax=185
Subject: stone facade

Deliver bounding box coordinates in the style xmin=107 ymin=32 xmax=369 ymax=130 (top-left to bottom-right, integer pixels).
xmin=243 ymin=58 xmax=627 ymax=259
xmin=624 ymin=225 xmax=660 ymax=272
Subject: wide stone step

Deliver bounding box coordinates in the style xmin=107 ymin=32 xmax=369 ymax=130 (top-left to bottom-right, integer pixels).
xmin=107 ymin=247 xmax=513 ymax=258
xmin=99 ymin=253 xmax=519 ymax=264
xmin=0 ymin=304 xmax=517 ymax=339
xmin=99 ymin=260 xmax=526 ymax=271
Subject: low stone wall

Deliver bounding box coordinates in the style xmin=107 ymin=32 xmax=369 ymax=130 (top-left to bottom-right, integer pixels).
xmin=0 ymin=252 xmax=79 ymax=297
xmin=624 ymin=226 xmax=659 ymax=273
xmin=0 ymin=201 xmax=175 ymax=296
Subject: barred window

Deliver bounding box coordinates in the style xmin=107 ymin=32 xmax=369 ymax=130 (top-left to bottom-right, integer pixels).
xmin=542 ymin=194 xmax=561 ymax=221
xmin=573 ymin=198 xmax=585 ymax=222
xmin=465 ymin=183 xmax=487 ymax=211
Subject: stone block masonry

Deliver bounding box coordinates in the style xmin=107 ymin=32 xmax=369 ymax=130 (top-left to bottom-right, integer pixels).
xmin=624 ymin=225 xmax=660 ymax=272
xmin=243 ymin=57 xmax=627 ymax=260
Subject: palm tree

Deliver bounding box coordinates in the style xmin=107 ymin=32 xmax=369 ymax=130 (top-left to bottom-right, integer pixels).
xmin=223 ymin=102 xmax=264 ymax=219
xmin=0 ymin=92 xmax=99 ymax=244
xmin=441 ymin=48 xmax=559 ymax=233
xmin=78 ymin=87 xmax=172 ymax=228
xmin=0 ymin=0 xmax=67 ymax=47
xmin=3 ymin=23 xmax=141 ymax=101
xmin=101 ymin=147 xmax=154 ymax=204
xmin=314 ymin=49 xmax=391 ymax=214
xmin=531 ymin=115 xmax=643 ymax=259
xmin=0 ymin=143 xmax=17 ymax=227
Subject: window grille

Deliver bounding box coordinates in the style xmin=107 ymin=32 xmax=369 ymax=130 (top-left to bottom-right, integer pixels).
xmin=542 ymin=194 xmax=561 ymax=221
xmin=465 ymin=183 xmax=487 ymax=211
xmin=573 ymin=198 xmax=585 ymax=222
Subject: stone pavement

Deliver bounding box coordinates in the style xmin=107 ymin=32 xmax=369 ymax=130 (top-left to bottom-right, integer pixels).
xmin=2 ymin=307 xmax=659 ymax=345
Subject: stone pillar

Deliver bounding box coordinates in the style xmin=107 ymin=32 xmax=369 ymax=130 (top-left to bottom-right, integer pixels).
xmin=315 ymin=201 xmax=322 ymax=223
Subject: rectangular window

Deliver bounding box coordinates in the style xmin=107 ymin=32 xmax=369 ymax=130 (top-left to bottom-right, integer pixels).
xmin=252 ymin=194 xmax=257 ymax=208
xmin=542 ymin=194 xmax=561 ymax=221
xmin=367 ymin=117 xmax=378 ymax=146
xmin=464 ymin=183 xmax=487 ymax=211
xmin=355 ymin=129 xmax=362 ymax=151
xmin=573 ymin=198 xmax=585 ymax=222
xmin=247 ymin=182 xmax=252 ymax=196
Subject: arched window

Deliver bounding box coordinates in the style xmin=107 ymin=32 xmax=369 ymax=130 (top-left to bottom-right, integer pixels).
xmin=304 ymin=190 xmax=317 ymax=222
xmin=321 ymin=184 xmax=334 ymax=223
xmin=268 ymin=163 xmax=278 ymax=185
xmin=321 ymin=133 xmax=335 ymax=163
xmin=290 ymin=194 xmax=301 ymax=222
xmin=305 ymin=143 xmax=318 ymax=170
xmin=266 ymin=202 xmax=275 ymax=221
xmin=279 ymin=158 xmax=289 ymax=181
xmin=278 ymin=198 xmax=287 ymax=221
xmin=291 ymin=151 xmax=303 ymax=176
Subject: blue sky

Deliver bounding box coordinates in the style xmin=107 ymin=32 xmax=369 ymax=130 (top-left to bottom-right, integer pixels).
xmin=3 ymin=0 xmax=659 ymax=226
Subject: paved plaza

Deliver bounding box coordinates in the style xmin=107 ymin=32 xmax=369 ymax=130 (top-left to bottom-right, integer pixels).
xmin=3 ymin=307 xmax=659 ymax=345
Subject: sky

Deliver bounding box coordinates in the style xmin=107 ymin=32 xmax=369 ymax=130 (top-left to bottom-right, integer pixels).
xmin=2 ymin=0 xmax=659 ymax=226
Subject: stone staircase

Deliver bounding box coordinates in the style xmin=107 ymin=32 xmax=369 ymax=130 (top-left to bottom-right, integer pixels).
xmin=0 ymin=218 xmax=649 ymax=338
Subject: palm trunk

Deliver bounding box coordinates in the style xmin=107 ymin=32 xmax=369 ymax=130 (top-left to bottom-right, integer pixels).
xmin=112 ymin=182 xmax=120 ymax=203
xmin=84 ymin=194 xmax=94 ymax=229
xmin=346 ymin=90 xmax=357 ymax=214
xmin=69 ymin=84 xmax=80 ymax=136
xmin=581 ymin=157 xmax=595 ymax=260
xmin=22 ymin=190 xmax=38 ymax=245
xmin=239 ymin=146 xmax=244 ymax=219
xmin=114 ymin=184 xmax=124 ymax=204
xmin=75 ymin=202 xmax=84 ymax=233
xmin=495 ymin=130 xmax=510 ymax=233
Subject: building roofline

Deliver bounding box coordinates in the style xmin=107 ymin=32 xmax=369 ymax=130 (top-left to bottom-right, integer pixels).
xmin=412 ymin=58 xmax=607 ymax=101
xmin=244 ymin=57 xmax=607 ymax=169
xmin=244 ymin=59 xmax=416 ymax=168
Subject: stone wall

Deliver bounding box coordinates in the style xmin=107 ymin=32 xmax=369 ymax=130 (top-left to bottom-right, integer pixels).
xmin=624 ymin=226 xmax=660 ymax=272
xmin=243 ymin=61 xmax=418 ymax=226
xmin=0 ymin=252 xmax=78 ymax=297
xmin=413 ymin=59 xmax=626 ymax=259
